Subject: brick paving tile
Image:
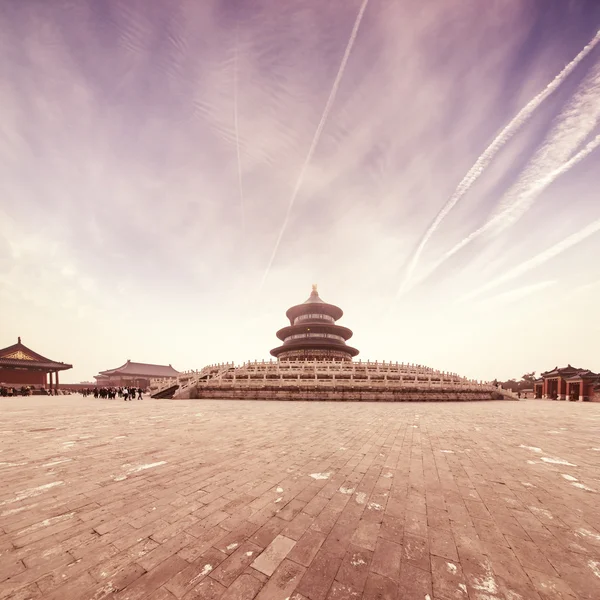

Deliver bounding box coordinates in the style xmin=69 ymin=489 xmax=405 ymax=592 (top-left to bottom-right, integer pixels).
xmin=404 ymin=510 xmax=428 ymax=538
xmin=181 ymin=576 xmax=227 ymax=600
xmin=214 ymin=523 xmax=261 ymax=556
xmin=3 ymin=582 xmax=42 ymax=599
xmin=249 ymin=519 xmax=289 ymax=549
xmin=427 ymin=506 xmax=451 ymax=533
xmin=275 ymin=500 xmax=306 ymax=522
xmin=0 ymin=558 xmax=25 ymax=583
xmin=310 ymin=508 xmax=343 ymax=537
xmin=398 ymin=562 xmax=432 ymax=600
xmin=428 ymin=527 xmax=459 ymax=561
xmin=361 ymin=572 xmax=397 ymax=600
xmin=147 ymin=587 xmax=178 ymax=600
xmin=8 ymin=543 xmax=118 ymax=596
xmin=245 ymin=567 xmax=268 ymax=584
xmin=325 ymin=580 xmax=361 ymax=599
xmin=350 ymin=521 xmax=380 ymax=552
xmin=84 ymin=562 xmax=146 ymax=600
xmin=383 ymin=498 xmax=405 ymax=520
xmin=164 ymin=549 xmax=228 ymax=598
xmin=294 ymin=549 xmax=342 ymax=600
xmin=319 ymin=524 xmax=354 ymax=559
xmin=89 ymin=538 xmax=159 ymax=582
xmin=401 ymin=533 xmax=430 ymax=572
xmin=250 ymin=535 xmax=296 ymax=576
xmin=137 ymin=532 xmax=196 ymax=571
xmin=460 ymin=555 xmax=504 ymax=599
xmin=1 ymin=397 xmax=600 ymax=600
xmin=377 ymin=515 xmax=403 ymax=544
xmin=219 ymin=573 xmax=263 ymax=600
xmin=334 ymin=545 xmax=372 ymax=592
xmin=369 ymin=538 xmax=402 ymax=581
xmin=178 ymin=528 xmax=230 ymax=563
xmin=111 ymin=520 xmax=172 ymax=553
xmin=282 ymin=513 xmax=316 ymax=542
xmin=209 ymin=542 xmax=263 ymax=588
xmin=254 ymin=558 xmax=305 ymax=600
xmin=288 ymin=531 xmax=326 ymax=567
xmin=491 ymin=512 xmax=531 ymax=540
xmin=41 ymin=570 xmax=97 ymax=600
xmin=302 ymin=497 xmax=329 ymax=518
xmin=505 ymin=535 xmax=560 ymax=576
xmin=525 ymin=568 xmax=579 ymax=600
xmin=112 ymin=555 xmax=188 ymax=600
xmin=551 ymin=562 xmax=600 ymax=600
xmin=430 ymin=554 xmax=468 ymax=600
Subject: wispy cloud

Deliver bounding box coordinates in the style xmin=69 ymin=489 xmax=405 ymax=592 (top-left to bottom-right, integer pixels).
xmin=401 ymin=72 xmax=600 ymax=296
xmin=462 ymin=217 xmax=600 ymax=301
xmin=491 ymin=62 xmax=600 ymax=230
xmin=233 ymin=25 xmax=246 ymax=233
xmin=468 ymin=280 xmax=557 ymax=306
xmin=260 ymin=0 xmax=371 ymax=289
xmin=399 ymin=28 xmax=600 ymax=296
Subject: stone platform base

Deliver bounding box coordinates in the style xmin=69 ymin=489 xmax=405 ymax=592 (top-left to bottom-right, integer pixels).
xmin=178 ymin=385 xmax=512 ymax=401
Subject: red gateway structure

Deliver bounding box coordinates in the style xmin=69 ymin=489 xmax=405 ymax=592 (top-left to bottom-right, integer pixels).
xmin=534 ymin=365 xmax=599 ymax=401
xmin=271 ymin=285 xmax=359 ymax=362
xmin=0 ymin=338 xmax=72 ymax=392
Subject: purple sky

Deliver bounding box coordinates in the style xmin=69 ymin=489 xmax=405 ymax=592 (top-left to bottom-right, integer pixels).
xmin=1 ymin=0 xmax=599 ymax=383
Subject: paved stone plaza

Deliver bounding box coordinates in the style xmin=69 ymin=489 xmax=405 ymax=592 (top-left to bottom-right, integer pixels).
xmin=0 ymin=396 xmax=599 ymax=600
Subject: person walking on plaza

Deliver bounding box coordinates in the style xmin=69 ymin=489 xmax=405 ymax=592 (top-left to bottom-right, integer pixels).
xmin=123 ymin=387 xmax=129 ymax=401
xmin=137 ymin=387 xmax=143 ymax=400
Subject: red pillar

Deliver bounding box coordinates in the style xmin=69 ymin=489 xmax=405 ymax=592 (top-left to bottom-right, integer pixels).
xmin=55 ymin=371 xmax=59 ymax=392
xmin=580 ymin=380 xmax=584 ymax=401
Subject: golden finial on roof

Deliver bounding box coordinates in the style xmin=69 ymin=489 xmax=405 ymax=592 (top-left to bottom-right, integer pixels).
xmin=312 ymin=283 xmax=318 ymax=293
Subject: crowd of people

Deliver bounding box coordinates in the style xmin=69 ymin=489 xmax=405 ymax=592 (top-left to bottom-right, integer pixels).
xmin=1 ymin=385 xmax=30 ymax=397
xmin=1 ymin=385 xmax=62 ymax=397
xmin=1 ymin=385 xmax=146 ymax=399
xmin=80 ymin=387 xmax=144 ymax=400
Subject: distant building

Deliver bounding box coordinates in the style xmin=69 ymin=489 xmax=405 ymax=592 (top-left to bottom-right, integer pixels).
xmin=534 ymin=365 xmax=600 ymax=401
xmin=94 ymin=360 xmax=179 ymax=389
xmin=0 ymin=337 xmax=72 ymax=392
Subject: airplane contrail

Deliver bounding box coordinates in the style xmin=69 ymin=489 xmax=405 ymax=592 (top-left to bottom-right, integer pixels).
xmin=398 ymin=28 xmax=600 ymax=296
xmin=462 ymin=215 xmax=600 ymax=301
xmin=491 ymin=61 xmax=600 ymax=228
xmin=233 ymin=26 xmax=245 ymax=232
xmin=492 ymin=131 xmax=600 ymax=229
xmin=404 ymin=132 xmax=600 ymax=295
xmin=260 ymin=0 xmax=371 ymax=289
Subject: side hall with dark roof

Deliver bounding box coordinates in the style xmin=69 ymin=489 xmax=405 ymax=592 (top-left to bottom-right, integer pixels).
xmin=94 ymin=360 xmax=179 ymax=389
xmin=0 ymin=337 xmax=72 ymax=392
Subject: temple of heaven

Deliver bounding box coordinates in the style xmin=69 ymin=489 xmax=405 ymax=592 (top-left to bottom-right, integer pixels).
xmin=153 ymin=285 xmax=516 ymax=401
xmin=270 ymin=285 xmax=359 ymax=362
